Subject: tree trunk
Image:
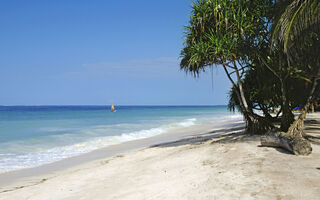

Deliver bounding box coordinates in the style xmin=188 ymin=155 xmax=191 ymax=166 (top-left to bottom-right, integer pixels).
xmin=261 ymin=73 xmax=319 ymax=156
xmin=260 ymin=100 xmax=313 ymax=156
xmin=261 ymin=130 xmax=312 ymax=155
xmin=245 ymin=112 xmax=274 ymax=135
xmin=280 ymin=79 xmax=294 ymax=131
xmin=261 ymin=102 xmax=312 ymax=155
xmin=223 ymin=65 xmax=246 ymax=112
xmin=287 ymin=71 xmax=320 ymax=137
xmin=263 ymin=106 xmax=311 ymax=155
xmin=234 ymin=62 xmax=249 ymax=111
xmin=311 ymin=103 xmax=315 ymax=113
xmin=223 ymin=63 xmax=274 ymax=135
xmin=287 ymin=108 xmax=308 ymax=137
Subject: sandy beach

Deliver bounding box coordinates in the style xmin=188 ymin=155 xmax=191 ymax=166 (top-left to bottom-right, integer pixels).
xmin=1 ymin=0 xmax=319 ymax=199
xmin=1 ymin=114 xmax=320 ymax=200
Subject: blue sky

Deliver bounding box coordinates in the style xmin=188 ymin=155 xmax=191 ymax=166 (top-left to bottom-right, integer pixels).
xmin=0 ymin=0 xmax=231 ymax=105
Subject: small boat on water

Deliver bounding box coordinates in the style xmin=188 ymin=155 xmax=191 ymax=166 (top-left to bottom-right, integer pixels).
xmin=111 ymin=104 xmax=116 ymax=112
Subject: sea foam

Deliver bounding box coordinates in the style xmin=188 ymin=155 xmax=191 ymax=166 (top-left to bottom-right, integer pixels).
xmin=0 ymin=118 xmax=197 ymax=173
xmin=0 ymin=106 xmax=242 ymax=173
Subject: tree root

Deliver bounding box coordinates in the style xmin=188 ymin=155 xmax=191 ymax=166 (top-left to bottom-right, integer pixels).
xmin=245 ymin=114 xmax=274 ymax=135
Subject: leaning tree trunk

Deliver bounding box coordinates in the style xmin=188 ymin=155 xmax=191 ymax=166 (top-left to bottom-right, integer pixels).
xmin=223 ymin=64 xmax=274 ymax=135
xmin=261 ymin=108 xmax=312 ymax=155
xmin=261 ymin=73 xmax=320 ymax=155
xmin=235 ymin=64 xmax=274 ymax=134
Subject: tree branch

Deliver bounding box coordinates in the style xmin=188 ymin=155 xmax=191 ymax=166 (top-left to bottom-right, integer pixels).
xmin=257 ymin=54 xmax=281 ymax=79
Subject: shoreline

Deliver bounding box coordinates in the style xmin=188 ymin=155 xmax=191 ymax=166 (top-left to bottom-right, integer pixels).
xmin=0 ymin=105 xmax=240 ymax=176
xmin=0 ymin=118 xmax=244 ymax=188
xmin=1 ymin=114 xmax=319 ymax=200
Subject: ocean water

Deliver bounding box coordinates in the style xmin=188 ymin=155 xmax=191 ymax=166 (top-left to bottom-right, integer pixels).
xmin=0 ymin=105 xmax=241 ymax=173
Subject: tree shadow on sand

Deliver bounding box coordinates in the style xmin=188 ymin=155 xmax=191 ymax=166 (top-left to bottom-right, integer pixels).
xmin=274 ymin=147 xmax=294 ymax=155
xmin=150 ymin=117 xmax=320 ymax=156
xmin=150 ymin=124 xmax=251 ymax=148
xmin=304 ymin=118 xmax=320 ymax=144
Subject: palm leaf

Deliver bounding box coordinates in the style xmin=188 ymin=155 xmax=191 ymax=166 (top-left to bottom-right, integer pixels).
xmin=271 ymin=0 xmax=320 ymax=60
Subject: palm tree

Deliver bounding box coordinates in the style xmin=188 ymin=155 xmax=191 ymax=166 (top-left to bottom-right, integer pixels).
xmin=271 ymin=0 xmax=320 ymax=137
xmin=260 ymin=0 xmax=319 ymax=155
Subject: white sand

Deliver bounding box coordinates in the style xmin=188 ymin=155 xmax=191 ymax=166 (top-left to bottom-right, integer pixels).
xmin=0 ymin=115 xmax=320 ymax=200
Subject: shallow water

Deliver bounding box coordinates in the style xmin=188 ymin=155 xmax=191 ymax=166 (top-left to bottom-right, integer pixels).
xmin=0 ymin=105 xmax=241 ymax=173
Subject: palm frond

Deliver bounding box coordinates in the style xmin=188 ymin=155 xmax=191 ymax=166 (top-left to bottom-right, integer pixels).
xmin=271 ymin=0 xmax=320 ymax=59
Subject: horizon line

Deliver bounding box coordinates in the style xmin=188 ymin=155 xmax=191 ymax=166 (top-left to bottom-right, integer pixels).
xmin=0 ymin=104 xmax=228 ymax=107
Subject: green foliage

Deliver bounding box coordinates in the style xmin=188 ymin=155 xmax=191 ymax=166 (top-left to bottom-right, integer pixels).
xmin=180 ymin=0 xmax=273 ymax=74
xmin=271 ymin=0 xmax=320 ymax=82
xmin=228 ymin=66 xmax=317 ymax=114
xmin=228 ymin=64 xmax=282 ymax=114
xmin=272 ymin=0 xmax=320 ymax=59
xmin=180 ymin=0 xmax=320 ymax=133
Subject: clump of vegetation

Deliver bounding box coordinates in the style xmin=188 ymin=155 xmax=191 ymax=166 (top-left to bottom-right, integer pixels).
xmin=180 ymin=0 xmax=320 ymax=155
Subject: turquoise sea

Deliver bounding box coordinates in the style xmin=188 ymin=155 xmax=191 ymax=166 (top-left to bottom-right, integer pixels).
xmin=0 ymin=105 xmax=241 ymax=173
